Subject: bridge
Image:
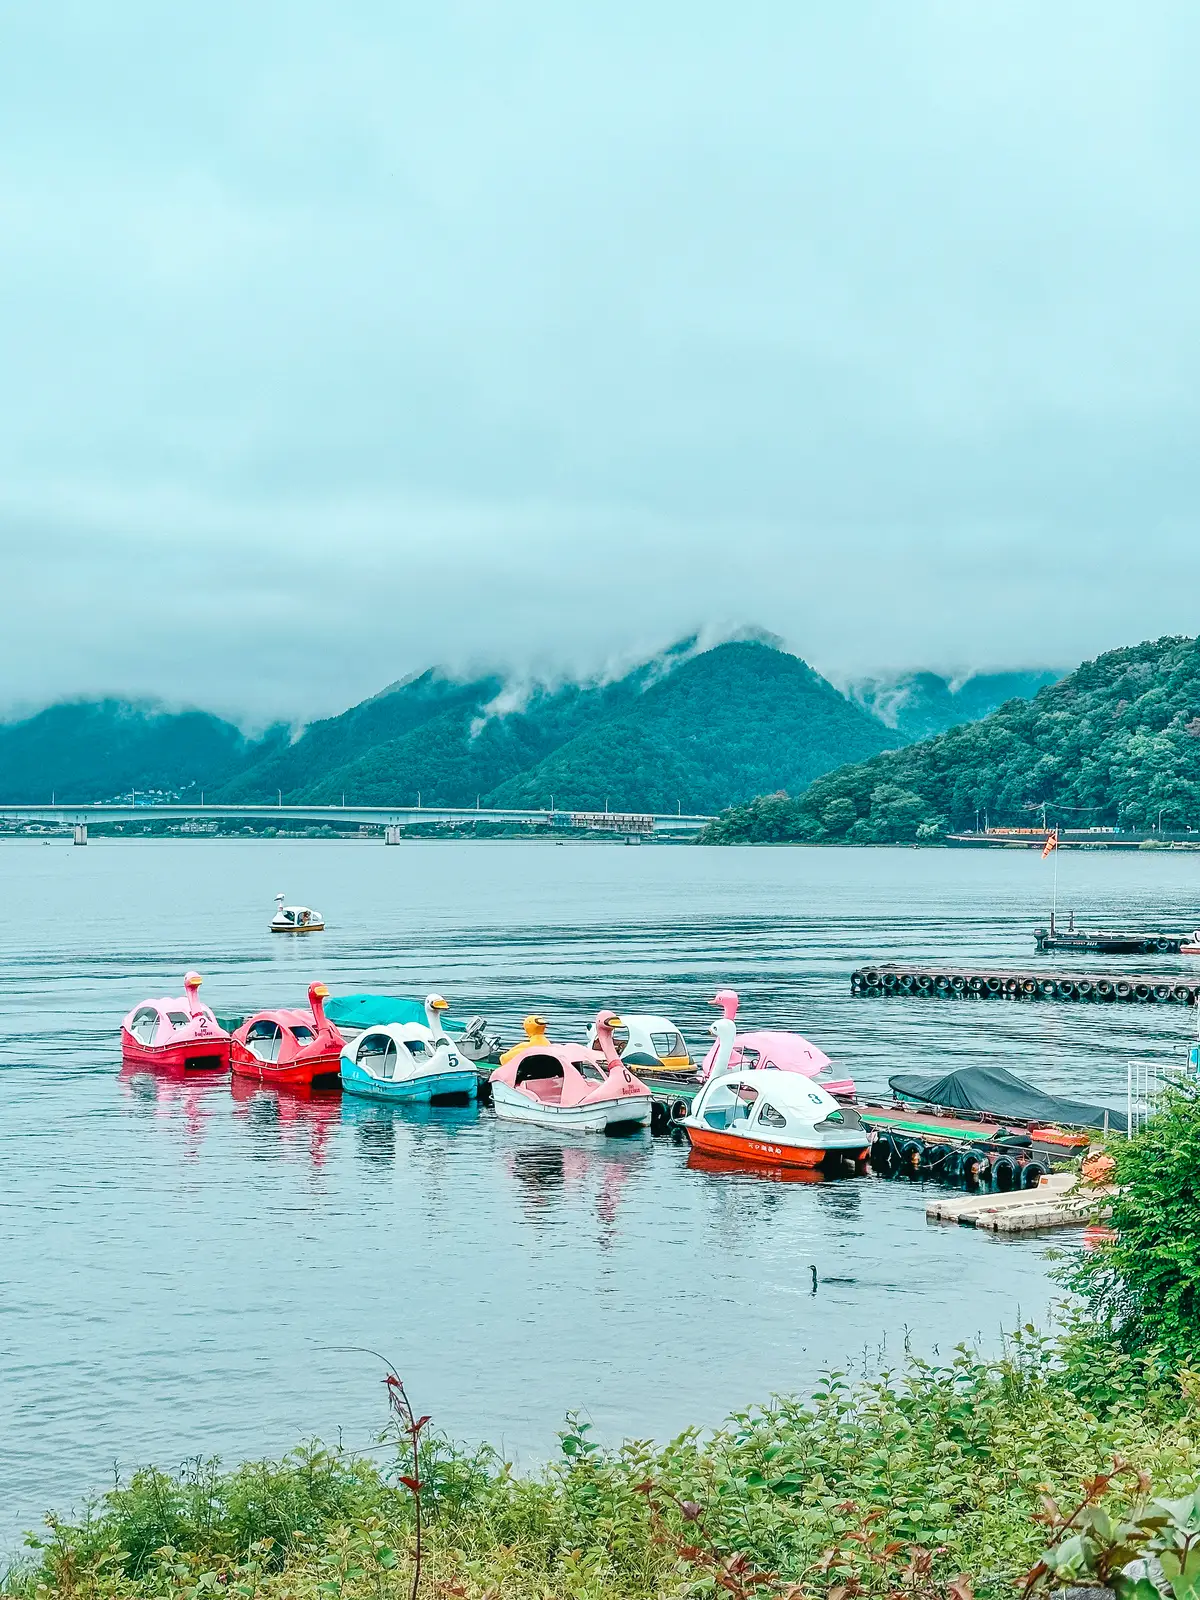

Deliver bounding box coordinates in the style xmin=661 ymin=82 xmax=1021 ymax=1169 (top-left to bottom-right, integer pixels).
xmin=0 ymin=802 xmax=714 ymax=843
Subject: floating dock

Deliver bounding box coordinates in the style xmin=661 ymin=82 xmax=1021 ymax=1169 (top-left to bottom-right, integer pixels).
xmin=851 ymin=964 xmax=1199 ymax=1004
xmin=926 ymin=1173 xmax=1112 ymax=1233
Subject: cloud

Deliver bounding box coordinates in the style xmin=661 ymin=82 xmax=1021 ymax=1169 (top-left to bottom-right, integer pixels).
xmin=3 ymin=3 xmax=1200 ymax=716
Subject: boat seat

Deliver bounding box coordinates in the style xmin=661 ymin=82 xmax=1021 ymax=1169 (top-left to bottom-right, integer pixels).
xmin=524 ymin=1079 xmax=564 ymax=1103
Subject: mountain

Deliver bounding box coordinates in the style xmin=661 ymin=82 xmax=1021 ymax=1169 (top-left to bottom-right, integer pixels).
xmin=849 ymin=669 xmax=1062 ymax=741
xmin=705 ymin=635 xmax=1200 ymax=843
xmin=0 ymin=700 xmax=276 ymax=803
xmin=487 ymin=640 xmax=899 ymax=814
xmin=213 ymin=644 xmax=697 ymax=807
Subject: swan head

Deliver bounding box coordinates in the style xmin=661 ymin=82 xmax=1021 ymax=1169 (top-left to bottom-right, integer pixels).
xmin=709 ymin=989 xmax=739 ymax=1021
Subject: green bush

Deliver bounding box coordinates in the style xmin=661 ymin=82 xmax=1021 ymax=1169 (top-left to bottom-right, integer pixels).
xmin=1062 ymin=1086 xmax=1200 ymax=1367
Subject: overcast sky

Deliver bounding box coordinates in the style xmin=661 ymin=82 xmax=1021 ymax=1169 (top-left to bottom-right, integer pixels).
xmin=3 ymin=4 xmax=1198 ymax=720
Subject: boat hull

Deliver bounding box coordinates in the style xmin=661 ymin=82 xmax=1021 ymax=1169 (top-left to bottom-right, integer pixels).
xmin=230 ymin=1043 xmax=342 ymax=1090
xmin=121 ymin=1034 xmax=230 ymax=1072
xmin=270 ymin=923 xmax=325 ymax=934
xmin=339 ymin=1065 xmax=478 ymax=1104
xmin=490 ymin=1082 xmax=652 ymax=1132
xmin=684 ymin=1122 xmax=868 ymax=1169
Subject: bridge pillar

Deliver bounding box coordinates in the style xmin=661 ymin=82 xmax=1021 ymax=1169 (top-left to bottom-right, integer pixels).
xmin=73 ymin=823 xmax=88 ymax=846
xmin=384 ymin=824 xmax=403 ymax=845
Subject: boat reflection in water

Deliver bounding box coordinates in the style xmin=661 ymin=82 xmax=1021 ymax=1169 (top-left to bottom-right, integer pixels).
xmin=685 ymin=1147 xmax=830 ymax=1185
xmin=118 ymin=1062 xmax=227 ymax=1159
xmin=338 ymin=1094 xmax=479 ymax=1168
xmin=229 ymin=1075 xmax=342 ymax=1169
xmin=504 ymin=1129 xmax=651 ymax=1244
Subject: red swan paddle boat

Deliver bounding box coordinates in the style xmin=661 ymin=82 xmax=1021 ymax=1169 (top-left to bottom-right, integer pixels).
xmin=230 ymin=982 xmax=344 ymax=1090
xmin=120 ymin=971 xmax=231 ymax=1072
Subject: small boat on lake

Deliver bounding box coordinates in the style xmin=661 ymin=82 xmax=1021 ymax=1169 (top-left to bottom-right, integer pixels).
xmin=489 ymin=1011 xmax=653 ymax=1133
xmin=680 ymin=1067 xmax=870 ymax=1171
xmin=120 ymin=971 xmax=231 ymax=1072
xmin=700 ymin=989 xmax=855 ymax=1098
xmin=270 ymin=894 xmax=325 ymax=933
xmin=230 ymin=982 xmax=344 ymax=1090
xmin=339 ymin=994 xmax=477 ymax=1104
xmin=586 ymin=1012 xmax=694 ymax=1076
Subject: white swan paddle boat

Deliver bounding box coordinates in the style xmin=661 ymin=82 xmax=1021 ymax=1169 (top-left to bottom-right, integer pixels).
xmin=339 ymin=994 xmax=477 ymax=1104
xmin=489 ymin=1011 xmax=653 ymax=1133
xmin=585 ymin=1013 xmax=694 ymax=1076
xmin=271 ymin=894 xmax=325 ymax=933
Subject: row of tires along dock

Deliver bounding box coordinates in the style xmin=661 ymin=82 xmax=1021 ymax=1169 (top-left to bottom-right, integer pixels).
xmin=851 ymin=964 xmax=1200 ymax=1005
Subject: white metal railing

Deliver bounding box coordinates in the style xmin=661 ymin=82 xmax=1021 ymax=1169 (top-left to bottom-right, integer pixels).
xmin=1127 ymin=1051 xmax=1200 ymax=1134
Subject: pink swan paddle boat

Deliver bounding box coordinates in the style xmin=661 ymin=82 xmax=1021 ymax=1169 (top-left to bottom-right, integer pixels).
xmin=231 ymin=981 xmax=344 ymax=1091
xmin=489 ymin=1011 xmax=653 ymax=1133
xmin=120 ymin=971 xmax=231 ymax=1072
xmin=700 ymin=989 xmax=855 ymax=1099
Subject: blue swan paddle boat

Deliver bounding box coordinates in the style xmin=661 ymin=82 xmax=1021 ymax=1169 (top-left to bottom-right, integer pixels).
xmin=338 ymin=993 xmax=478 ymax=1104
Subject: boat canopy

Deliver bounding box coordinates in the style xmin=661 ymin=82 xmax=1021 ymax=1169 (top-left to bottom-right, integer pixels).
xmin=887 ymin=1064 xmax=1128 ymax=1133
xmin=326 ymin=994 xmax=464 ymax=1031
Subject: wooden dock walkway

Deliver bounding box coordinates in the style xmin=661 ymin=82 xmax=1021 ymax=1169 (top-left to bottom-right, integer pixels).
xmin=851 ymin=963 xmax=1199 ymax=1004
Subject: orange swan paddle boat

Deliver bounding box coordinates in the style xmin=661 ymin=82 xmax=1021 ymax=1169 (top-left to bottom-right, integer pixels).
xmin=231 ymin=982 xmax=344 ymax=1090
xmin=120 ymin=971 xmax=231 ymax=1072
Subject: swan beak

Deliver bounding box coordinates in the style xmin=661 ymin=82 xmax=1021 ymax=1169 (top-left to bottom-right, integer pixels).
xmin=429 ymin=997 xmax=448 ymax=1012
xmin=608 ymin=1016 xmax=622 ymax=1029
xmin=312 ymin=983 xmax=329 ymax=998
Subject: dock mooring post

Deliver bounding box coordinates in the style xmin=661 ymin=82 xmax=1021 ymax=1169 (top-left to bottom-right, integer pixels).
xmin=72 ymin=823 xmax=87 ymax=846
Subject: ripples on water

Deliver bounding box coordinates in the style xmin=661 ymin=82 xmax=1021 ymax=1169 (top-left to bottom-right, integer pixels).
xmin=2 ymin=839 xmax=1198 ymax=1551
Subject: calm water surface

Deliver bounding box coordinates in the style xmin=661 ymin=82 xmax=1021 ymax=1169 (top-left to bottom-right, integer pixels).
xmin=3 ymin=839 xmax=1199 ymax=1552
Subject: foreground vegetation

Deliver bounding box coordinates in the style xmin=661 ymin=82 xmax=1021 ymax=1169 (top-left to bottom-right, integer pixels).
xmin=16 ymin=1088 xmax=1200 ymax=1600
xmin=6 ymin=1324 xmax=1200 ymax=1600
xmin=706 ymin=634 xmax=1200 ymax=842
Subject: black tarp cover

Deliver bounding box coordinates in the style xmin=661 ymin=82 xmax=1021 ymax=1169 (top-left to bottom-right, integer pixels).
xmin=886 ymin=1064 xmax=1127 ymax=1133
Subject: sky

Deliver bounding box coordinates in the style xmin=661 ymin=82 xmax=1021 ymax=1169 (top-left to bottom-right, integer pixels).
xmin=3 ymin=3 xmax=1200 ymax=721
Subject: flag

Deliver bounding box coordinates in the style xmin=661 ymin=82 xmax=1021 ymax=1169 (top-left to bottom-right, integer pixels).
xmin=1041 ymin=828 xmax=1059 ymax=859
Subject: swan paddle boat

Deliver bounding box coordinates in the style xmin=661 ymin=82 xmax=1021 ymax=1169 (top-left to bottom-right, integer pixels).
xmin=489 ymin=1012 xmax=653 ymax=1133
xmin=271 ymin=894 xmax=325 ymax=933
xmin=700 ymin=989 xmax=855 ymax=1098
xmin=231 ymin=982 xmax=344 ymax=1090
xmin=339 ymin=994 xmax=477 ymax=1104
xmin=585 ymin=1013 xmax=694 ymax=1076
xmin=120 ymin=971 xmax=231 ymax=1072
xmin=681 ymin=1065 xmax=871 ymax=1171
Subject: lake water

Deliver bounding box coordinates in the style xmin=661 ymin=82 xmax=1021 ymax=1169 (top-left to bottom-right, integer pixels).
xmin=3 ymin=838 xmax=1198 ymax=1554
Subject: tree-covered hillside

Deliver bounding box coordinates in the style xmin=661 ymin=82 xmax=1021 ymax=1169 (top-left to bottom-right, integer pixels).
xmin=705 ymin=635 xmax=1200 ymax=843
xmin=850 ymin=668 xmax=1062 ymax=741
xmin=0 ymin=700 xmax=277 ymax=803
xmin=489 ymin=640 xmax=898 ymax=814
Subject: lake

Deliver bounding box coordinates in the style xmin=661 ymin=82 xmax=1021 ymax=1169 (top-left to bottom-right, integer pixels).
xmin=2 ymin=837 xmax=1197 ymax=1555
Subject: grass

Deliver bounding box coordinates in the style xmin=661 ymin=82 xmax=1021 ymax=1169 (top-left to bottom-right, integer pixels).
xmin=10 ymin=1322 xmax=1200 ymax=1600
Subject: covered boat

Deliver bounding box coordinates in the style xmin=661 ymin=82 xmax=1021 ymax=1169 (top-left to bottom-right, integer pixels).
xmin=699 ymin=990 xmax=854 ymax=1098
xmin=271 ymin=894 xmax=325 ymax=933
xmin=489 ymin=1012 xmax=652 ymax=1133
xmin=681 ymin=1068 xmax=870 ymax=1170
xmin=231 ymin=982 xmax=344 ymax=1090
xmin=339 ymin=994 xmax=476 ymax=1104
xmin=887 ymin=1064 xmax=1128 ymax=1133
xmin=120 ymin=971 xmax=231 ymax=1072
xmin=586 ymin=1013 xmax=694 ymax=1075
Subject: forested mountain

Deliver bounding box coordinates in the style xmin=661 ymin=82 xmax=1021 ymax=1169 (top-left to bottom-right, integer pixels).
xmin=0 ymin=700 xmax=279 ymax=803
xmin=849 ymin=669 xmax=1062 ymax=741
xmin=214 ymin=643 xmax=694 ymax=806
xmin=489 ymin=641 xmax=898 ymax=813
xmin=706 ymin=635 xmax=1200 ymax=843
xmin=0 ymin=637 xmax=1059 ymax=814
